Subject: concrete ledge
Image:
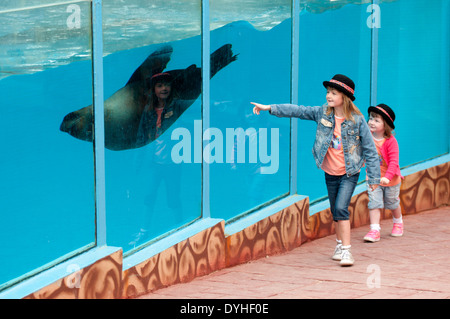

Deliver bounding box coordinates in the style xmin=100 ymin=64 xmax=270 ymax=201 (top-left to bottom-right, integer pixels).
xmin=0 ymin=246 xmax=122 ymax=299
xmin=225 ymin=196 xmax=309 ymax=267
xmin=122 ymin=218 xmax=225 ymax=298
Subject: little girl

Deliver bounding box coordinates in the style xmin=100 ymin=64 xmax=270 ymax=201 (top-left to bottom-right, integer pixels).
xmin=251 ymin=74 xmax=380 ymax=266
xmin=363 ymin=104 xmax=403 ymax=242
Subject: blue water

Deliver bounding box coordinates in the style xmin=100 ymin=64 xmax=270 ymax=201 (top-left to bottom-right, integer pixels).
xmin=1 ymin=0 xmax=449 ymax=288
xmin=0 ymin=60 xmax=95 ymax=287
xmin=0 ymin=14 xmax=293 ymax=286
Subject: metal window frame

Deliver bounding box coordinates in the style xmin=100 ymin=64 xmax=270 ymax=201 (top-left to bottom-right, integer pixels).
xmin=92 ymin=0 xmax=107 ymax=247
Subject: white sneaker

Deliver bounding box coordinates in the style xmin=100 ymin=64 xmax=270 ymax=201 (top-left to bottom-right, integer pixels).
xmin=339 ymin=248 xmax=354 ymax=266
xmin=332 ymin=244 xmax=342 ymax=261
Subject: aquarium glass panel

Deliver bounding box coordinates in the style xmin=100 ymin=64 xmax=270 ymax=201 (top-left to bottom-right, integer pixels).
xmin=209 ymin=0 xmax=292 ymax=222
xmin=377 ymin=0 xmax=450 ymax=165
xmin=0 ymin=0 xmax=95 ymax=288
xmin=102 ymin=0 xmax=202 ymax=254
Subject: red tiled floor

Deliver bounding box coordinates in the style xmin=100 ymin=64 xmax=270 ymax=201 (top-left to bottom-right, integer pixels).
xmin=138 ymin=206 xmax=450 ymax=299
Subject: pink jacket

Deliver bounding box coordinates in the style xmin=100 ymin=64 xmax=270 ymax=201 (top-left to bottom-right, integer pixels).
xmin=380 ymin=136 xmax=403 ymax=181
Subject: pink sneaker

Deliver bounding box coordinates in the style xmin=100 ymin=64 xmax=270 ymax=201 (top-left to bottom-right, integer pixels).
xmin=364 ymin=229 xmax=380 ymax=242
xmin=391 ymin=223 xmax=403 ymax=237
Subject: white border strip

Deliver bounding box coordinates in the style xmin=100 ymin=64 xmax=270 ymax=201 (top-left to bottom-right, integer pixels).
xmin=0 ymin=0 xmax=90 ymax=14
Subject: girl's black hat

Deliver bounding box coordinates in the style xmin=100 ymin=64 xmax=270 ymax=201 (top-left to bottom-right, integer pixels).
xmin=145 ymin=72 xmax=173 ymax=90
xmin=323 ymin=74 xmax=356 ymax=101
xmin=151 ymin=72 xmax=172 ymax=83
xmin=368 ymin=103 xmax=396 ymax=129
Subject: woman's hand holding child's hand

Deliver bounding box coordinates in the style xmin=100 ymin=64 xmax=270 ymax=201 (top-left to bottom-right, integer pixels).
xmin=251 ymin=102 xmax=271 ymax=115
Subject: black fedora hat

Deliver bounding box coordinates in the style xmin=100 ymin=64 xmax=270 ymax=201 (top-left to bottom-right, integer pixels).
xmin=323 ymin=74 xmax=356 ymax=101
xmin=368 ymin=103 xmax=395 ymax=129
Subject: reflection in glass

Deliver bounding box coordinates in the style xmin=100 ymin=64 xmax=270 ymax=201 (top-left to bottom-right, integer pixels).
xmin=102 ymin=0 xmax=204 ymax=254
xmin=0 ymin=1 xmax=94 ymax=288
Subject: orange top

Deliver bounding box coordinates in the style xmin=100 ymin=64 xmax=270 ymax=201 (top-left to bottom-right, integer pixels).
xmin=155 ymin=107 xmax=164 ymax=129
xmin=322 ymin=116 xmax=346 ymax=176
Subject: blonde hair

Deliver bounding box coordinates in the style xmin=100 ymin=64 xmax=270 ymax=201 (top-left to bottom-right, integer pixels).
xmin=326 ymin=90 xmax=362 ymax=122
xmin=369 ymin=111 xmax=395 ymax=138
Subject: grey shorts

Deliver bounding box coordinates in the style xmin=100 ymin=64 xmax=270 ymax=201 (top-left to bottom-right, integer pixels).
xmin=367 ymin=182 xmax=401 ymax=210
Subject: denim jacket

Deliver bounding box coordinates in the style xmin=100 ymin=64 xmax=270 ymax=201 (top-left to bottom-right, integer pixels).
xmin=136 ymin=98 xmax=194 ymax=147
xmin=270 ymin=104 xmax=380 ymax=185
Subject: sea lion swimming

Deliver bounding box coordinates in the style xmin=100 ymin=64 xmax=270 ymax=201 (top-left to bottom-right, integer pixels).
xmin=59 ymin=44 xmax=237 ymax=151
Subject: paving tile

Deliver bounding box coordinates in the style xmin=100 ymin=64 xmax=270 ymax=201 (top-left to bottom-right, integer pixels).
xmin=137 ymin=206 xmax=450 ymax=299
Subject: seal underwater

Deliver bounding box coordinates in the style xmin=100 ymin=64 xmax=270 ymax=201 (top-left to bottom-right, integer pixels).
xmin=59 ymin=44 xmax=238 ymax=151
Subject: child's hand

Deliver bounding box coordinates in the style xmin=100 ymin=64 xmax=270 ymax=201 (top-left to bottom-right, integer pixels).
xmin=380 ymin=177 xmax=390 ymax=186
xmin=251 ymin=102 xmax=271 ymax=115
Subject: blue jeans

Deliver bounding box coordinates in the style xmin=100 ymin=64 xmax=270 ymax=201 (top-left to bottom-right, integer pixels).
xmin=325 ymin=172 xmax=360 ymax=221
